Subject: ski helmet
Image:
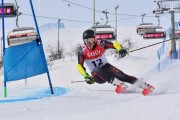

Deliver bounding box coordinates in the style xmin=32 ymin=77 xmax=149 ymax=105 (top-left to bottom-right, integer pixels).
xmin=83 ymin=29 xmax=95 ymax=39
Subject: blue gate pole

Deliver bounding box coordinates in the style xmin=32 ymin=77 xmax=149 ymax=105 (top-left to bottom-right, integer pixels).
xmin=1 ymin=0 xmax=7 ymax=97
xmin=29 ymin=0 xmax=54 ymax=94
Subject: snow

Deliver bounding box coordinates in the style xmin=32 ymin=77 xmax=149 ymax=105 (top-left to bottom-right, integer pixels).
xmin=0 ymin=27 xmax=180 ymax=120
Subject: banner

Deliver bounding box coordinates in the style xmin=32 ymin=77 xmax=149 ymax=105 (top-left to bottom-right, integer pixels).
xmin=4 ymin=40 xmax=48 ymax=82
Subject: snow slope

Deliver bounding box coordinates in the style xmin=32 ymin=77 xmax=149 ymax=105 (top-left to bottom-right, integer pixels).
xmin=0 ymin=27 xmax=180 ymax=120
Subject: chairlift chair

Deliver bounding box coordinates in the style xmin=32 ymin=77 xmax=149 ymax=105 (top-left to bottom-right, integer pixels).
xmin=136 ymin=22 xmax=166 ymax=39
xmin=7 ymin=27 xmax=38 ymax=46
xmin=174 ymin=30 xmax=180 ymax=38
xmin=136 ymin=14 xmax=166 ymax=39
xmin=92 ymin=25 xmax=116 ymax=41
xmin=0 ymin=3 xmax=17 ymax=18
xmin=141 ymin=17 xmax=166 ymax=39
xmin=136 ymin=14 xmax=157 ymax=36
xmin=143 ymin=27 xmax=166 ymax=39
xmin=136 ymin=23 xmax=158 ymax=35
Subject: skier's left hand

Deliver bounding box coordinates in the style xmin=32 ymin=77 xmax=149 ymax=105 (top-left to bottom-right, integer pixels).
xmin=119 ymin=48 xmax=128 ymax=58
xmin=84 ymin=74 xmax=95 ymax=84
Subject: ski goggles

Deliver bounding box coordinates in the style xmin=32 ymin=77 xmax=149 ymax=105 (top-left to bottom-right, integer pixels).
xmin=83 ymin=38 xmax=95 ymax=43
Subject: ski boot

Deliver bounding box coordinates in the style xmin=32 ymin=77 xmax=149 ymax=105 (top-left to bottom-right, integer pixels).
xmin=142 ymin=84 xmax=155 ymax=96
xmin=133 ymin=79 xmax=155 ymax=96
xmin=115 ymin=82 xmax=128 ymax=94
xmin=109 ymin=77 xmax=128 ymax=94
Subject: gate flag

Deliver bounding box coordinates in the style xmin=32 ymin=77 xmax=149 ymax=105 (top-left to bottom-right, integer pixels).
xmin=4 ymin=40 xmax=48 ymax=82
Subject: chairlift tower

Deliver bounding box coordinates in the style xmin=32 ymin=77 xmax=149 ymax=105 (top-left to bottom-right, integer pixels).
xmin=154 ymin=0 xmax=180 ymax=59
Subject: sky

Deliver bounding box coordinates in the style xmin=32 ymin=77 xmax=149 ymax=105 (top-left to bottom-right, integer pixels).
xmin=1 ymin=0 xmax=180 ymax=29
xmin=0 ymin=27 xmax=180 ymax=120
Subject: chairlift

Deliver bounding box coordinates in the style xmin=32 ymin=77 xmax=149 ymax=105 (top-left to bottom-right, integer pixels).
xmin=0 ymin=3 xmax=17 ymax=18
xmin=136 ymin=14 xmax=158 ymax=35
xmin=137 ymin=14 xmax=166 ymax=39
xmin=92 ymin=25 xmax=116 ymax=41
xmin=143 ymin=27 xmax=166 ymax=39
xmin=174 ymin=30 xmax=180 ymax=38
xmin=7 ymin=27 xmax=38 ymax=46
xmin=136 ymin=23 xmax=158 ymax=35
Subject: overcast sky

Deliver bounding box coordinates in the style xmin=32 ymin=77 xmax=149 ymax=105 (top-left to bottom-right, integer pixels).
xmin=1 ymin=0 xmax=180 ymax=29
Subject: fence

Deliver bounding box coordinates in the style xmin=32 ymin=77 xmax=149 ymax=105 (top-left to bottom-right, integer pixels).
xmin=39 ymin=22 xmax=65 ymax=32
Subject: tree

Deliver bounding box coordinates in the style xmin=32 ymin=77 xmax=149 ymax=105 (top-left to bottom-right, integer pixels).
xmin=45 ymin=44 xmax=65 ymax=67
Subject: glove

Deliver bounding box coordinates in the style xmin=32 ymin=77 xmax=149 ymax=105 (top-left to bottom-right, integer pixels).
xmin=84 ymin=74 xmax=95 ymax=84
xmin=119 ymin=48 xmax=128 ymax=58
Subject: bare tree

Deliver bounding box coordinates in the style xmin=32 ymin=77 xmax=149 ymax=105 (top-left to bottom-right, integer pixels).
xmin=67 ymin=43 xmax=81 ymax=57
xmin=121 ymin=36 xmax=136 ymax=53
xmin=45 ymin=44 xmax=65 ymax=67
xmin=114 ymin=36 xmax=136 ymax=59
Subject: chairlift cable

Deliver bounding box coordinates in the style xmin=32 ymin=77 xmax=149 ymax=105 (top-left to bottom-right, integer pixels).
xmin=21 ymin=12 xmax=93 ymax=23
xmin=20 ymin=4 xmax=169 ymax=24
xmin=62 ymin=0 xmax=155 ymax=17
xmin=19 ymin=0 xmax=159 ymax=24
xmin=62 ymin=0 xmax=102 ymax=13
xmin=108 ymin=16 xmax=141 ymax=23
xmin=21 ymin=12 xmax=143 ymax=24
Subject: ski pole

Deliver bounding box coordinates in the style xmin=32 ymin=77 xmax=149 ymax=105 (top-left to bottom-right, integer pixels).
xmin=71 ymin=80 xmax=85 ymax=83
xmin=129 ymin=37 xmax=179 ymax=53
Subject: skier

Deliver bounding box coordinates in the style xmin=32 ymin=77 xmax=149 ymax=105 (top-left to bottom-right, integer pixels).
xmin=76 ymin=29 xmax=154 ymax=95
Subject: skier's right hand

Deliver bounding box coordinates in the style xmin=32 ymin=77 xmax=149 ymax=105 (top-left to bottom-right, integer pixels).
xmin=119 ymin=48 xmax=128 ymax=58
xmin=84 ymin=74 xmax=95 ymax=84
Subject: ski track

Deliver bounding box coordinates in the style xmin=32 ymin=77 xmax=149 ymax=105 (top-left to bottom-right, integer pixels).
xmin=1 ymin=59 xmax=180 ymax=120
xmin=0 ymin=86 xmax=180 ymax=120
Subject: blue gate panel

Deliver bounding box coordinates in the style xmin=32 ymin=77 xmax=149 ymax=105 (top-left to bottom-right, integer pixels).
xmin=4 ymin=40 xmax=48 ymax=82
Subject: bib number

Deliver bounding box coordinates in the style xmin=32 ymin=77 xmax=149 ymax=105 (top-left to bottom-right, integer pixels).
xmin=92 ymin=59 xmax=103 ymax=67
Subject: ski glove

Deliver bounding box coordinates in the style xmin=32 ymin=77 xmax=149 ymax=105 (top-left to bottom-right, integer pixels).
xmin=119 ymin=49 xmax=128 ymax=58
xmin=84 ymin=74 xmax=95 ymax=84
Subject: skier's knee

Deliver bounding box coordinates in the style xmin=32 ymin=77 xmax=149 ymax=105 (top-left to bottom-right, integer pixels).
xmin=91 ymin=67 xmax=113 ymax=83
xmin=93 ymin=76 xmax=106 ymax=84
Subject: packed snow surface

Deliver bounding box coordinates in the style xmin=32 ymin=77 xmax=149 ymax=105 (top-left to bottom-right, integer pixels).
xmin=0 ymin=28 xmax=180 ymax=120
